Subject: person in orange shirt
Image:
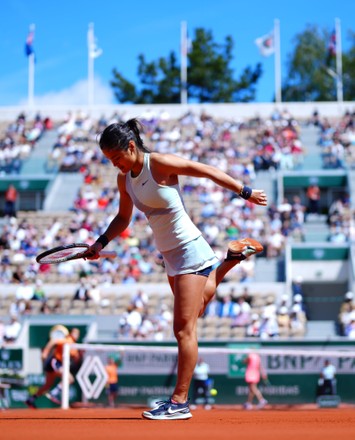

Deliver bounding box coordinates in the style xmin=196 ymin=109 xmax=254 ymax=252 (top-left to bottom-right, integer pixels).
xmin=243 ymin=352 xmax=268 ymax=410
xmin=26 ymin=327 xmax=81 ymax=408
xmin=105 ymin=356 xmax=120 ymax=408
xmin=306 ymin=184 xmax=321 ymax=214
xmin=4 ymin=184 xmax=18 ymax=218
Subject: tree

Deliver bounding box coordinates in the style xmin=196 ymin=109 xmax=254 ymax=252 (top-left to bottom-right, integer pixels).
xmin=282 ymin=25 xmax=355 ymax=101
xmin=342 ymin=31 xmax=355 ymax=101
xmin=188 ymin=28 xmax=262 ymax=102
xmin=110 ymin=27 xmax=262 ymax=104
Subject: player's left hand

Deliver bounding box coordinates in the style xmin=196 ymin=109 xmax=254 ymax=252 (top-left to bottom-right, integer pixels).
xmin=249 ymin=189 xmax=268 ymax=206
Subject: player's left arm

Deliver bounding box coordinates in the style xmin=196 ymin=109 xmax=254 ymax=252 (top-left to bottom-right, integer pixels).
xmin=152 ymin=153 xmax=267 ymax=206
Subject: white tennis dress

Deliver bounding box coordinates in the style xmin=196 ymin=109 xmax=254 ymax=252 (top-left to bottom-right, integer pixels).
xmin=125 ymin=153 xmax=219 ymax=276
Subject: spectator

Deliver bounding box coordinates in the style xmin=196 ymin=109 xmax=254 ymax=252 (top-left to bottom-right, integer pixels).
xmin=338 ymin=291 xmax=354 ymax=335
xmin=15 ymin=278 xmax=34 ymax=301
xmin=259 ymin=311 xmax=279 ymax=339
xmin=204 ymin=296 xmax=220 ymax=317
xmin=289 ymin=305 xmax=306 ymax=336
xmin=88 ymin=278 xmax=101 ymax=305
xmin=231 ymin=296 xmax=251 ymax=327
xmin=218 ymin=295 xmax=235 ymax=318
xmin=4 ymin=184 xmax=18 ymax=218
xmin=73 ymin=278 xmax=91 ymax=302
xmin=292 ymin=276 xmax=304 ymax=299
xmin=4 ymin=316 xmax=22 ymax=343
xmin=277 ymin=306 xmax=291 ymax=331
xmin=306 ymin=184 xmax=321 ymax=214
xmin=130 ymin=289 xmax=149 ymax=311
xmin=32 ymin=279 xmax=46 ymax=301
xmin=0 ymin=320 xmax=5 ymax=345
xmin=245 ymin=313 xmax=261 ymax=338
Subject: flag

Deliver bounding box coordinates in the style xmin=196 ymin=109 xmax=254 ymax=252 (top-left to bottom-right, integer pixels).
xmin=328 ymin=29 xmax=336 ymax=57
xmin=255 ymin=31 xmax=275 ymax=57
xmin=25 ymin=26 xmax=35 ymax=57
xmin=88 ymin=23 xmax=103 ymax=59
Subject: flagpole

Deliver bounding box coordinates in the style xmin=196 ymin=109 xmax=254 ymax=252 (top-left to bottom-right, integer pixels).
xmin=88 ymin=23 xmax=95 ymax=107
xmin=27 ymin=24 xmax=35 ymax=108
xmin=335 ymin=17 xmax=343 ymax=103
xmin=274 ymin=18 xmax=282 ymax=103
xmin=180 ymin=21 xmax=188 ymax=104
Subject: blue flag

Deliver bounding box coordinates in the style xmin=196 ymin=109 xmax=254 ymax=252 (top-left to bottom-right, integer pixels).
xmin=25 ymin=27 xmax=34 ymax=57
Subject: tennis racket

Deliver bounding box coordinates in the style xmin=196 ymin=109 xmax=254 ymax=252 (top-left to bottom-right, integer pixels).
xmin=36 ymin=243 xmax=117 ymax=264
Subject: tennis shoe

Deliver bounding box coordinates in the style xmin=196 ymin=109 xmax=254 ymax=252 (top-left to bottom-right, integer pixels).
xmin=243 ymin=402 xmax=253 ymax=410
xmin=257 ymin=399 xmax=268 ymax=409
xmin=142 ymin=398 xmax=192 ymax=420
xmin=25 ymin=396 xmax=37 ymax=409
xmin=226 ymin=238 xmax=263 ymax=261
xmin=45 ymin=391 xmax=61 ymax=405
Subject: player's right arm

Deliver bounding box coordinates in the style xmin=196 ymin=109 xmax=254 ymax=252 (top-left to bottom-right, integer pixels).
xmin=41 ymin=339 xmax=56 ymax=361
xmin=84 ymin=173 xmax=133 ymax=258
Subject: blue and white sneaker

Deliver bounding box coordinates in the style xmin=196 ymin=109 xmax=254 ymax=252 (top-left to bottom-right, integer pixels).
xmin=45 ymin=390 xmax=61 ymax=405
xmin=142 ymin=398 xmax=192 ymax=420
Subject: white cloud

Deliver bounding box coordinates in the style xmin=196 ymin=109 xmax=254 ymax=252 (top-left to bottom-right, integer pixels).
xmin=18 ymin=77 xmax=114 ymax=106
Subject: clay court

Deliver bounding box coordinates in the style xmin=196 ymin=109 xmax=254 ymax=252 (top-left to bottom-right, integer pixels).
xmin=1 ymin=405 xmax=355 ymax=440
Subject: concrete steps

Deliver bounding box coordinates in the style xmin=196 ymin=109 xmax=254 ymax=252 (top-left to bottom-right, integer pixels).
xmin=303 ymin=214 xmax=329 ymax=242
xmin=43 ymin=173 xmax=83 ymax=211
xmin=21 ymin=129 xmax=57 ymax=174
xmin=300 ymin=125 xmax=323 ymax=170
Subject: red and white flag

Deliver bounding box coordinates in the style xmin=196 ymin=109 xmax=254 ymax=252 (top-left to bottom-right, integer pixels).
xmin=255 ymin=31 xmax=275 ymax=57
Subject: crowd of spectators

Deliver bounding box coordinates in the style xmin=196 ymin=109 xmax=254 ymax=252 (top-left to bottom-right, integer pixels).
xmin=314 ymin=111 xmax=355 ymax=170
xmin=0 ymin=112 xmax=51 ymax=175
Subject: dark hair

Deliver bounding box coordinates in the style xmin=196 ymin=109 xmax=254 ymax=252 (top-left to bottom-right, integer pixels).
xmin=99 ymin=118 xmax=150 ymax=153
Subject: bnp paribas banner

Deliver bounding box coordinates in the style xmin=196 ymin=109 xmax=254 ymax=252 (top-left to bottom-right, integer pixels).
xmin=113 ymin=344 xmax=355 ymax=376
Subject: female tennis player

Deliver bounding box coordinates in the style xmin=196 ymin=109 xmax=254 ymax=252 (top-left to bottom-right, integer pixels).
xmin=83 ymin=118 xmax=267 ymax=420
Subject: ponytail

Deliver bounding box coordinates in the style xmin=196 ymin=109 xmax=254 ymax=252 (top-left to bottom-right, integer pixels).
xmin=99 ymin=118 xmax=150 ymax=153
xmin=126 ymin=118 xmax=150 ymax=152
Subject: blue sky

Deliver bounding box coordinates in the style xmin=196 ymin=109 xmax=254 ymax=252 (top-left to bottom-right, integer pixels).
xmin=0 ymin=0 xmax=353 ymax=106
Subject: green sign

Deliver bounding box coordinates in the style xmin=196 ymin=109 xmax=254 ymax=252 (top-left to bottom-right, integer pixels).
xmin=0 ymin=348 xmax=23 ymax=371
xmin=283 ymin=175 xmax=347 ymax=188
xmin=291 ymin=247 xmax=349 ymax=261
xmin=228 ymin=344 xmax=261 ymax=378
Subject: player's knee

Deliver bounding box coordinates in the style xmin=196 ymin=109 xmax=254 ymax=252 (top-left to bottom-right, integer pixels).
xmin=173 ymin=321 xmax=195 ymax=341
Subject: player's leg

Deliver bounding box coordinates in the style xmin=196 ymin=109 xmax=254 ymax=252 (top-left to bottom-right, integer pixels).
xmin=248 ymin=383 xmax=257 ymax=403
xmin=253 ymin=383 xmax=268 ymax=408
xmin=199 ymin=238 xmax=263 ymax=316
xmin=171 ymin=273 xmax=206 ymax=402
xmin=25 ymin=371 xmax=57 ymax=408
xmin=142 ymin=273 xmax=205 ymax=420
xmin=46 ymin=370 xmax=75 ymax=405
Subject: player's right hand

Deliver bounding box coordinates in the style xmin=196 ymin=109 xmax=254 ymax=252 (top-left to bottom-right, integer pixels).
xmin=81 ymin=243 xmax=102 ymax=260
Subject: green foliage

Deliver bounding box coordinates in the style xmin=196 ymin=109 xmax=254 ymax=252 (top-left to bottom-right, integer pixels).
xmin=342 ymin=31 xmax=355 ymax=101
xmin=110 ymin=27 xmax=262 ymax=104
xmin=282 ymin=25 xmax=355 ymax=101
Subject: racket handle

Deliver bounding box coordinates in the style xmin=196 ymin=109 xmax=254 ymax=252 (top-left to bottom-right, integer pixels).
xmin=99 ymin=251 xmax=117 ymax=259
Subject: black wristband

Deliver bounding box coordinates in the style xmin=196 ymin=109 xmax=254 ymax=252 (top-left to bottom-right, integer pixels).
xmin=96 ymin=234 xmax=109 ymax=249
xmin=240 ymin=185 xmax=252 ymax=200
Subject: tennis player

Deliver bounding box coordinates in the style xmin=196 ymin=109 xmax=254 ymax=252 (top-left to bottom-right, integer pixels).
xmin=84 ymin=118 xmax=267 ymax=420
xmin=26 ymin=327 xmax=81 ymax=408
xmin=243 ymin=352 xmax=268 ymax=409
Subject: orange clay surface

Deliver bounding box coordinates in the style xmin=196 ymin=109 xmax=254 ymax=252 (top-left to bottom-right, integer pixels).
xmin=1 ymin=404 xmax=355 ymax=440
